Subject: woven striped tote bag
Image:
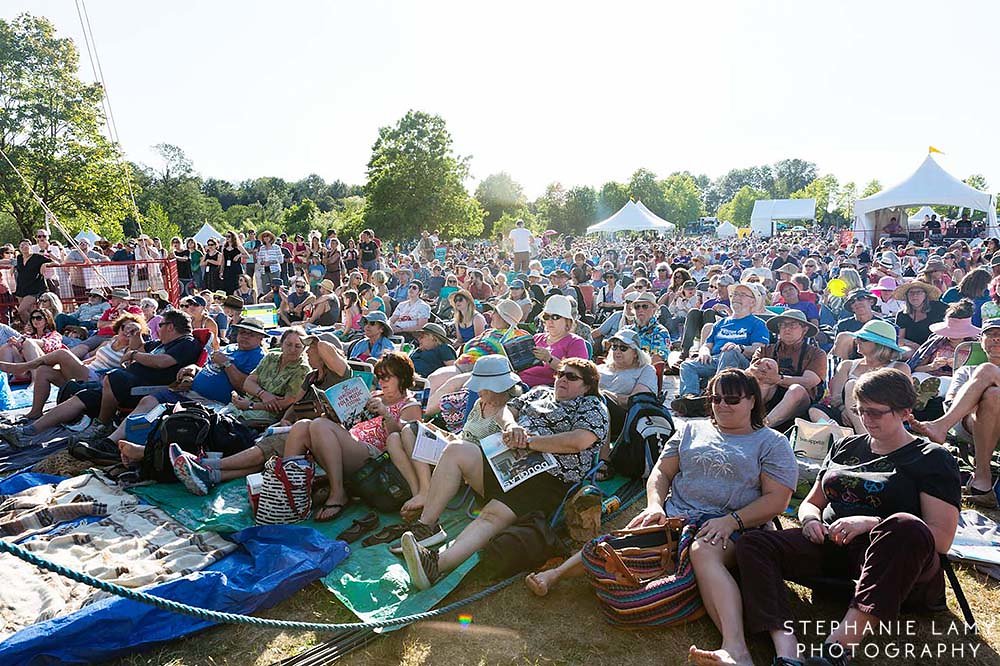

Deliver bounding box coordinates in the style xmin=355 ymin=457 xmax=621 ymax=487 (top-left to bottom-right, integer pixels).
xmin=581 ymin=519 xmax=704 ymax=627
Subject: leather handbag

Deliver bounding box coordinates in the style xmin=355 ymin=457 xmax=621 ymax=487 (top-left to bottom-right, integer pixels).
xmin=580 ymin=518 xmax=704 ymax=628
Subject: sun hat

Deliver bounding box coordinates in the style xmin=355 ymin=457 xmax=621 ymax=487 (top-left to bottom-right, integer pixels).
xmin=361 ymin=310 xmax=393 ymax=335
xmin=408 ymin=279 xmax=424 ymax=292
xmin=181 ymin=295 xmax=207 ymax=307
xmin=893 ymin=279 xmax=941 ymax=302
xmin=542 ymin=294 xmax=574 ymax=319
xmin=869 ymin=276 xmax=898 ymax=296
xmin=922 ymin=258 xmax=948 ymax=274
xmin=110 ymin=287 xmax=132 ymax=300
xmin=844 ymin=288 xmax=877 ymax=310
xmin=88 ymin=288 xmax=106 ymax=300
xmin=930 ymin=316 xmax=982 ymax=339
xmin=528 ymin=269 xmax=542 ymax=279
xmin=448 ymin=288 xmax=475 ymax=309
xmin=850 ymin=319 xmax=905 ymax=353
xmin=624 ymin=291 xmax=641 ymax=303
xmin=464 ymin=354 xmax=520 ymax=394
xmin=318 ymin=279 xmax=336 ymax=293
xmin=989 ymin=254 xmax=1000 ymax=267
xmin=415 ymin=322 xmax=451 ymax=346
xmin=766 ymin=308 xmax=819 ymax=338
xmin=301 ymin=331 xmax=344 ymax=350
xmin=222 ymin=295 xmax=245 ymax=310
xmin=489 ymin=298 xmax=524 ymax=327
xmin=632 ymin=292 xmax=658 ymax=305
xmin=878 ymin=251 xmax=897 ymax=268
xmin=776 ymin=263 xmax=799 ymax=276
xmin=682 ymin=279 xmax=697 ymax=289
xmin=230 ymin=318 xmax=268 ymax=337
xmin=717 ymin=275 xmax=736 ymax=287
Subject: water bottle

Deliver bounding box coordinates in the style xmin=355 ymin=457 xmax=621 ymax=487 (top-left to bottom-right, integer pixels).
xmin=602 ymin=495 xmax=621 ymax=515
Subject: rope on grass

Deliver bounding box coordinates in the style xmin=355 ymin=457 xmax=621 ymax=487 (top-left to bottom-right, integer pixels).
xmin=0 ymin=538 xmax=520 ymax=632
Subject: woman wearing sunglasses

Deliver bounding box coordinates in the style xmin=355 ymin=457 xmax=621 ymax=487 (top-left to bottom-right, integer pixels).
xmin=525 ymin=369 xmax=796 ymax=666
xmin=735 ymin=369 xmax=960 ymax=666
xmin=519 ymin=294 xmax=588 ymax=387
xmin=402 ymin=358 xmax=610 ymax=590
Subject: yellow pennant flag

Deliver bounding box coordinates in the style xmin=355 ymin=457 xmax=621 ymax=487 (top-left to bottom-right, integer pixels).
xmin=928 ymin=146 xmax=944 ymax=154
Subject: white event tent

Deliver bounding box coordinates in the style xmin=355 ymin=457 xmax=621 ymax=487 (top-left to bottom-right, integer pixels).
xmin=749 ymin=199 xmax=816 ymax=238
xmin=716 ymin=220 xmax=738 ymax=237
xmin=193 ymin=222 xmax=224 ymax=246
xmin=907 ymin=205 xmax=938 ymax=229
xmin=586 ymin=200 xmax=675 ymax=234
xmin=74 ymin=229 xmax=101 ymax=244
xmin=852 ymin=155 xmax=998 ymax=246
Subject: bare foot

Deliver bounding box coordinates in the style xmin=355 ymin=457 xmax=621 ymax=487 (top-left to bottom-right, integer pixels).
xmin=688 ymin=645 xmax=751 ymax=666
xmin=118 ymin=439 xmax=145 ymax=465
xmin=524 ymin=569 xmax=560 ymax=597
xmin=400 ymin=494 xmax=425 ymax=522
xmin=907 ymin=416 xmax=947 ymax=443
xmin=231 ymin=391 xmax=252 ymax=410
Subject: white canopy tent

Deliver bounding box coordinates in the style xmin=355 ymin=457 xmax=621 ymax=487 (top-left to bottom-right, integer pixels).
xmin=749 ymin=199 xmax=816 ymax=238
xmin=586 ymin=200 xmax=675 ymax=234
xmin=716 ymin=220 xmax=738 ymax=237
xmin=74 ymin=229 xmax=101 ymax=244
xmin=907 ymin=205 xmax=938 ymax=229
xmin=193 ymin=222 xmax=224 ymax=246
xmin=852 ymin=155 xmax=998 ymax=246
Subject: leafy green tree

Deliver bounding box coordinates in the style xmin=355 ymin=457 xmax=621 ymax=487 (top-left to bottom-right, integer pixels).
xmin=628 ymin=168 xmax=667 ymax=217
xmin=773 ymin=159 xmax=818 ymax=198
xmin=493 ymin=210 xmax=542 ymax=244
xmin=141 ymin=201 xmax=182 ymax=244
xmin=532 ymin=182 xmax=567 ymax=232
xmin=562 ymin=185 xmax=598 ymax=234
xmin=791 ymin=175 xmax=838 ymax=224
xmin=138 ymin=143 xmax=222 ymax=236
xmin=284 ymin=197 xmax=319 ymax=236
xmin=717 ymin=186 xmax=767 ymax=227
xmin=861 ymin=179 xmax=882 ymax=198
xmin=202 ymin=178 xmax=239 ymax=209
xmin=475 ymin=172 xmax=526 ymax=235
xmin=364 ymin=110 xmax=483 ymax=240
xmin=834 ymin=181 xmax=857 ymax=224
xmin=704 ymin=166 xmax=774 ymax=214
xmin=597 ymin=181 xmax=629 ymax=218
xmin=0 ymin=14 xmax=131 ymax=241
xmin=661 ymin=173 xmax=704 ymax=229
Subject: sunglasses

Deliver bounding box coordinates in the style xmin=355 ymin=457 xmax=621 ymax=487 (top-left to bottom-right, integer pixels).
xmin=555 ymin=370 xmax=583 ymax=382
xmin=708 ymin=394 xmax=747 ymax=405
xmin=542 ymin=314 xmax=564 ymax=321
xmin=30 ymin=315 xmax=45 ymax=321
xmin=850 ymin=406 xmax=894 ymax=418
xmin=35 ymin=235 xmax=46 ymax=239
xmin=376 ymin=372 xmax=393 ymax=381
xmin=633 ymin=303 xmax=653 ymax=310
xmin=610 ymin=343 xmax=632 ymax=352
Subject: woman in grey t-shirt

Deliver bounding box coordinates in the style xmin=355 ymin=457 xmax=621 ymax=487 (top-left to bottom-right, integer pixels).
xmin=527 ymin=369 xmax=796 ymax=666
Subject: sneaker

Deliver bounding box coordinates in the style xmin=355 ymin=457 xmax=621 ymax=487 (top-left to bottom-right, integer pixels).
xmin=401 ymin=531 xmax=441 ymax=591
xmin=68 ymin=437 xmax=119 ymax=463
xmin=964 ymin=480 xmax=998 ymax=509
xmin=172 ymin=450 xmax=215 ymax=496
xmin=670 ymin=394 xmax=707 ymax=417
xmin=70 ymin=420 xmax=113 ymax=444
xmin=361 ymin=522 xmax=413 ymax=548
xmin=0 ymin=424 xmax=28 ymax=448
xmin=388 ymin=521 xmax=447 ymax=554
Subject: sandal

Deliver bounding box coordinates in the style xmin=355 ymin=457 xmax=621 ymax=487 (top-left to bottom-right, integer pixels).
xmin=313 ymin=500 xmax=349 ymax=523
xmin=336 ymin=511 xmax=380 ymax=543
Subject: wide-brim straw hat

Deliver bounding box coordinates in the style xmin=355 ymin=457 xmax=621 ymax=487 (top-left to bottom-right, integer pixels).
xmin=893 ymin=280 xmax=941 ymax=302
xmin=448 ymin=288 xmax=475 ymax=308
xmin=230 ymin=318 xmax=268 ymax=336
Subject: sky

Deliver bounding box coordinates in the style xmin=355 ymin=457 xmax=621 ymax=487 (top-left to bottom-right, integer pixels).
xmin=5 ymin=0 xmax=1000 ymax=199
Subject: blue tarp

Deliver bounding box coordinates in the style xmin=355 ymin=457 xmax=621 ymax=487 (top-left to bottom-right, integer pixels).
xmin=0 ymin=473 xmax=350 ymax=665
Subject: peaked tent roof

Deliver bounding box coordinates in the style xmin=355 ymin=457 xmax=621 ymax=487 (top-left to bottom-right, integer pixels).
xmin=586 ymin=200 xmax=674 ymax=234
xmin=852 ymin=155 xmax=998 ymax=245
xmin=716 ymin=220 xmax=738 ymax=237
xmin=193 ymin=222 xmax=223 ymax=246
xmin=907 ymin=205 xmax=938 ymax=228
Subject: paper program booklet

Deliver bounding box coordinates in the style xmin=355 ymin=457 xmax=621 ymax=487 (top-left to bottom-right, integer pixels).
xmin=315 ymin=377 xmax=372 ymax=428
xmin=479 ymin=432 xmax=557 ymax=492
xmin=411 ymin=422 xmax=450 ymax=465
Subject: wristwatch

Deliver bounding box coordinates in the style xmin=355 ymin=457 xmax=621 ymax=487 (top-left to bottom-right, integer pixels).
xmin=222 ymin=359 xmax=233 ymax=369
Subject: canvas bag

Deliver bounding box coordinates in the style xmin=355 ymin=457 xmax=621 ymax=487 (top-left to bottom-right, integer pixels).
xmin=581 ymin=519 xmax=705 ymax=628
xmin=790 ymin=418 xmax=852 ymax=461
xmin=254 ymin=455 xmax=314 ymax=525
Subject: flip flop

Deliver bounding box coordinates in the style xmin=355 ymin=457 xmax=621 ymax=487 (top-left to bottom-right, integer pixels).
xmin=313 ymin=500 xmax=349 ymax=523
xmin=336 ymin=511 xmax=380 ymax=543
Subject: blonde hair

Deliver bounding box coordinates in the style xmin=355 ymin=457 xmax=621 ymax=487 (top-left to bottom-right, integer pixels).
xmin=837 ymin=268 xmax=863 ymax=293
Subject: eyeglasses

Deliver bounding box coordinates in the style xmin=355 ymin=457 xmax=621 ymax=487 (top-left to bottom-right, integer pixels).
xmin=610 ymin=343 xmax=632 ymax=352
xmin=555 ymin=370 xmax=583 ymax=382
xmin=657 ymin=269 xmax=668 ymax=273
xmin=376 ymin=372 xmax=393 ymax=381
xmin=708 ymin=394 xmax=747 ymax=405
xmin=409 ymin=285 xmax=420 ymax=290
xmin=542 ymin=314 xmax=564 ymax=321
xmin=30 ymin=315 xmax=44 ymax=321
xmin=181 ymin=303 xmax=197 ymax=309
xmin=633 ymin=303 xmax=654 ymax=310
xmin=850 ymin=406 xmax=895 ymax=419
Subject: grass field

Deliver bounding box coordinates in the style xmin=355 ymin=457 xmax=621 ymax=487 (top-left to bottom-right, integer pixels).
xmin=110 ymin=506 xmax=1000 ymax=666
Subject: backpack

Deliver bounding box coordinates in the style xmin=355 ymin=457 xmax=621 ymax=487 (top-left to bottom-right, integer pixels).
xmin=609 ymin=392 xmax=675 ymax=479
xmin=140 ymin=402 xmax=214 ymax=482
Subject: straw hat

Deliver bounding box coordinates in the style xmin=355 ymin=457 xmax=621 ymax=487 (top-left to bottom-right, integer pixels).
xmin=776 ymin=262 xmax=799 ymax=276
xmin=489 ymin=299 xmax=524 ymax=327
xmin=230 ymin=318 xmax=268 ymax=337
xmin=893 ymin=280 xmax=941 ymax=302
xmin=318 ymin=279 xmax=337 ymax=293
xmin=448 ymin=288 xmax=475 ymax=309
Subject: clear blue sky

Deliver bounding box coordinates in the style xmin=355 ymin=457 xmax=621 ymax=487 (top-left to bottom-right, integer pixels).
xmin=5 ymin=1 xmax=999 ymax=198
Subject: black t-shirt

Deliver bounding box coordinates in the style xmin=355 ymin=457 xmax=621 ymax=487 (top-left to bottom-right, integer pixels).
xmin=15 ymin=253 xmax=51 ymax=297
xmin=835 ymin=314 xmax=884 ymax=335
xmin=819 ymin=434 xmax=960 ymax=523
xmin=956 ymin=219 xmax=973 ymax=231
xmin=360 ymin=241 xmax=378 ymax=263
xmin=343 ymin=249 xmax=359 ymax=271
xmin=895 ymin=299 xmax=947 ymax=345
xmin=924 ymin=220 xmax=942 ymax=232
xmin=131 ymin=335 xmax=203 ymax=386
xmin=174 ymin=249 xmax=192 ymax=279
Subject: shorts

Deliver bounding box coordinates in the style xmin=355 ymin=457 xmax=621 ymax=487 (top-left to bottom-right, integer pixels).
xmin=105 ymin=369 xmax=144 ymax=409
xmin=256 ymin=433 xmax=288 ymax=459
xmin=477 ymin=448 xmax=571 ymax=518
xmin=361 ymin=260 xmax=379 ymax=274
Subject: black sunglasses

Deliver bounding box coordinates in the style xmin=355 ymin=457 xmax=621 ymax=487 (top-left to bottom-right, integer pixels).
xmin=30 ymin=314 xmax=45 ymax=321
xmin=610 ymin=343 xmax=632 ymax=352
xmin=542 ymin=314 xmax=564 ymax=321
xmin=708 ymin=394 xmax=746 ymax=405
xmin=555 ymin=370 xmax=583 ymax=382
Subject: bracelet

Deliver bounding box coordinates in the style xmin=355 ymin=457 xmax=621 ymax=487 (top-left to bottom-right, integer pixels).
xmin=730 ymin=511 xmax=745 ymax=533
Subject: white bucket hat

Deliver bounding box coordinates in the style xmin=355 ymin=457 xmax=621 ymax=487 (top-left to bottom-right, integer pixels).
xmin=464 ymin=354 xmax=521 ymax=394
xmin=542 ymin=294 xmax=574 ymax=320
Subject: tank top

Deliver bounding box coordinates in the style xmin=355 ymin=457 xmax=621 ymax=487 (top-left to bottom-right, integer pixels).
xmin=91 ymin=341 xmax=126 ymax=373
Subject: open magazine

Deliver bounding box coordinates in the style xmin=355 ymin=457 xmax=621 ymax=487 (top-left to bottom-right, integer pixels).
xmin=315 ymin=377 xmax=372 ymax=428
xmin=478 ymin=432 xmax=557 ymax=492
xmin=411 ymin=422 xmax=450 ymax=465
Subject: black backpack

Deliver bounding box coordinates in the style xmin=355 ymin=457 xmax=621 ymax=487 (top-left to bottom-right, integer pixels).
xmin=140 ymin=402 xmax=214 ymax=482
xmin=609 ymin=392 xmax=676 ymax=479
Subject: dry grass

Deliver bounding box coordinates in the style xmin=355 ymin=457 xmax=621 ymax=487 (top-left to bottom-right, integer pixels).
xmin=107 ymin=507 xmax=1000 ymax=666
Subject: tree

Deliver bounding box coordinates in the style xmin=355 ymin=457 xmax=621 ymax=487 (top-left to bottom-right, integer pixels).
xmin=532 ymin=182 xmax=567 ymax=232
xmin=704 ymin=166 xmax=775 ymax=214
xmin=717 ymin=186 xmax=767 ymax=227
xmin=141 ymin=201 xmax=181 ymax=245
xmin=284 ymin=197 xmax=319 ymax=236
xmin=597 ymin=181 xmax=629 ymax=218
xmin=862 ymin=179 xmax=882 ymax=198
xmin=628 ymin=168 xmax=667 ymax=217
xmin=835 ymin=181 xmax=858 ymax=225
xmin=474 ymin=172 xmax=526 ymax=235
xmin=0 ymin=14 xmax=131 ymax=241
xmin=364 ymin=110 xmax=483 ymax=239
xmin=562 ymin=185 xmax=598 ymax=234
xmin=661 ymin=173 xmax=704 ymax=229
xmin=791 ymin=175 xmax=838 ymax=224
xmin=773 ymin=159 xmax=818 ymax=198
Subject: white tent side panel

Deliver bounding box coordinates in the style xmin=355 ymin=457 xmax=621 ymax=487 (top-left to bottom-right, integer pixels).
xmin=716 ymin=221 xmax=738 ymax=237
xmin=749 ymin=199 xmax=816 ymax=238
